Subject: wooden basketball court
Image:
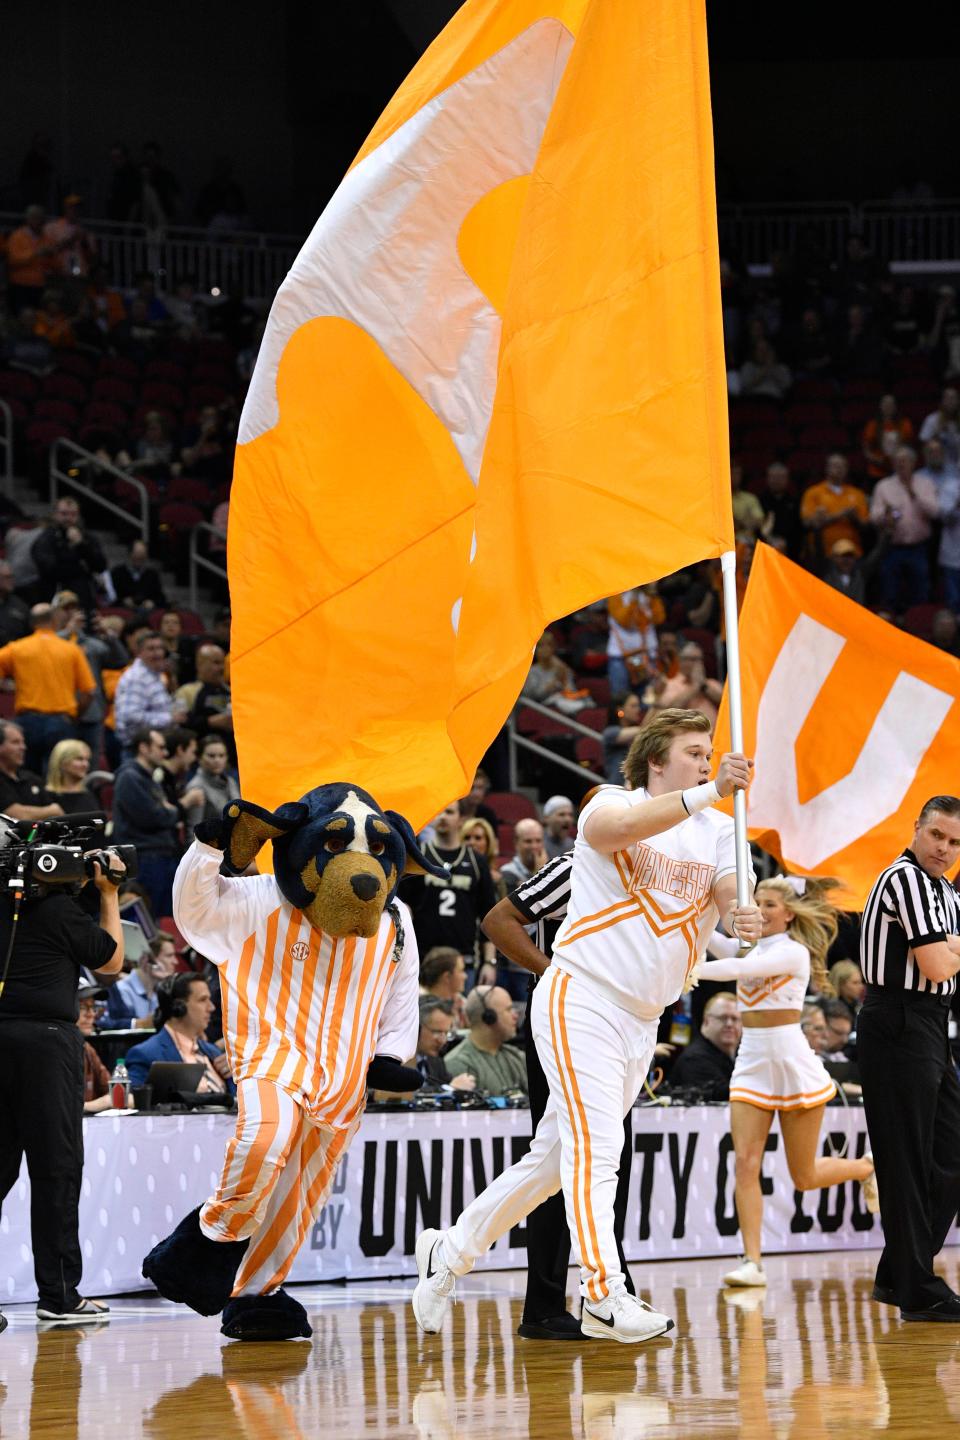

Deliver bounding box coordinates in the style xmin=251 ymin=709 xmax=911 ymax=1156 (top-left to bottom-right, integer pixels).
xmin=4 ymin=1248 xmax=960 ymax=1438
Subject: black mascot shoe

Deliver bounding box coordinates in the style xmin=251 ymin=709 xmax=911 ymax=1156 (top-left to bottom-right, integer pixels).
xmin=517 ymin=1312 xmax=585 ymax=1340
xmin=220 ymin=1290 xmax=313 ymax=1341
xmin=142 ymin=1207 xmax=250 ymax=1316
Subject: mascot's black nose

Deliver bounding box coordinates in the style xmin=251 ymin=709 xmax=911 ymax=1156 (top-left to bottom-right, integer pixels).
xmin=350 ymin=872 xmax=380 ymax=902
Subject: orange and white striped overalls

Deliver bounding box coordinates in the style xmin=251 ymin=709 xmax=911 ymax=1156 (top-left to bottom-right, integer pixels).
xmin=173 ymin=840 xmax=420 ymax=1295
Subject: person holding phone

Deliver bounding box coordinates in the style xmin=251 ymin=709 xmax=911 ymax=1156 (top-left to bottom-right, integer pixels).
xmin=104 ymin=932 xmax=177 ymax=1028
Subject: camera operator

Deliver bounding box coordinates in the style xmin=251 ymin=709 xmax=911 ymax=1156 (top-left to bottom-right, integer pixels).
xmin=0 ymin=847 xmax=126 ymax=1322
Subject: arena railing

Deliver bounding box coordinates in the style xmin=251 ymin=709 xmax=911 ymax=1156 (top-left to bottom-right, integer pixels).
xmin=0 ymin=212 xmax=301 ymax=304
xmin=49 ymin=437 xmax=150 ymax=545
xmin=717 ymin=199 xmax=960 ymax=268
xmin=506 ymin=696 xmax=605 ymax=791
xmin=0 ymin=400 xmax=12 ymax=499
xmin=189 ymin=522 xmax=227 ymax=610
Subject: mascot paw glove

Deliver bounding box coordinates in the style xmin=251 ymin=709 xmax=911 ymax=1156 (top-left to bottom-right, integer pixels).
xmin=196 ymin=798 xmax=309 ymax=874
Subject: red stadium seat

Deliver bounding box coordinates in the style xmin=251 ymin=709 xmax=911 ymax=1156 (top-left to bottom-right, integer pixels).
xmin=35 ymin=398 xmax=80 ymax=426
xmin=42 ymin=372 xmax=88 ymax=403
xmin=581 ymin=676 xmax=610 ymax=706
xmin=91 ymin=377 xmax=137 ymax=408
xmin=497 ymin=822 xmax=516 ymax=861
xmin=144 ymin=360 xmax=188 ymax=385
xmin=83 ymin=399 xmax=129 ymax=433
xmin=791 ymin=378 xmax=836 ymax=401
xmin=98 ymin=356 xmax=140 ymax=381
xmin=159 ymin=502 xmax=206 ymax=528
xmin=165 ymin=477 xmax=211 ymax=505
xmin=797 ymin=425 xmax=850 ymax=451
xmin=140 ymin=381 xmax=185 ymax=411
xmin=53 ymin=351 xmax=97 ymax=382
xmin=575 ymin=735 xmax=604 ymax=771
xmin=577 ymin=705 xmax=607 ymax=732
xmin=0 ymin=370 xmax=39 ymax=402
xmin=486 ymin=791 xmax=538 ymax=825
xmin=187 ymin=383 xmax=231 ymax=408
xmin=785 ymin=402 xmax=835 ymax=429
xmin=515 ymin=706 xmax=572 ymax=740
xmin=903 ymin=604 xmax=939 ymax=641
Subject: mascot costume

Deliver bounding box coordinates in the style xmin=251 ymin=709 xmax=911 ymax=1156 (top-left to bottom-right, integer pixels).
xmin=142 ymin=782 xmax=447 ymax=1341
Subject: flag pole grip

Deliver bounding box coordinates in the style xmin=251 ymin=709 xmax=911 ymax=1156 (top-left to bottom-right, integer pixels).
xmin=721 ymin=551 xmax=752 ymax=944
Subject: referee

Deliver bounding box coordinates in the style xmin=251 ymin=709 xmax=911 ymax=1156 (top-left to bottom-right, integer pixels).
xmin=859 ymin=795 xmax=960 ymax=1322
xmin=482 ymin=852 xmax=637 ymax=1339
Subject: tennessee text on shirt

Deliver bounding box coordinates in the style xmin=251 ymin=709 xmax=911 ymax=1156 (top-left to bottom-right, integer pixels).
xmin=626 ymin=845 xmax=715 ymax=906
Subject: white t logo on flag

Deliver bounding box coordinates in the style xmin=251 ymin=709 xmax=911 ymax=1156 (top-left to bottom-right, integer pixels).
xmin=749 ymin=614 xmax=953 ymax=868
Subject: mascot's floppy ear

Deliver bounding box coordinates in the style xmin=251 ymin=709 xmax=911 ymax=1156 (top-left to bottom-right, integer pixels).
xmin=384 ymin=810 xmax=449 ymax=879
xmin=196 ymin=798 xmax=310 ymax=875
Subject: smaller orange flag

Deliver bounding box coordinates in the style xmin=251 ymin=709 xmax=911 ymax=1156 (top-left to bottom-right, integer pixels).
xmin=714 ymin=544 xmax=960 ymax=907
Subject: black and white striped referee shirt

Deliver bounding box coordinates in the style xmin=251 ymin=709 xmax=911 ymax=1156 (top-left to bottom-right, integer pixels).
xmin=860 ymin=849 xmax=960 ymax=997
xmin=509 ymin=853 xmax=573 ymax=962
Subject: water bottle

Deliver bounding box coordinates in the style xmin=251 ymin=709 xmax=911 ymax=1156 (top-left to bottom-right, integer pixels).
xmin=110 ymin=1058 xmax=130 ymax=1110
xmin=668 ymin=993 xmax=692 ymax=1048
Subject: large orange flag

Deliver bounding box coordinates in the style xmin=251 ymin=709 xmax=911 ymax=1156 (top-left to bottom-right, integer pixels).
xmin=714 ymin=545 xmax=960 ymax=906
xmin=230 ymin=0 xmax=733 ymax=826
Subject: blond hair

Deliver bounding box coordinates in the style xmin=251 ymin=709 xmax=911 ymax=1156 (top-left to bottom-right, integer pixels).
xmin=828 ymin=959 xmax=863 ymax=999
xmin=757 ymin=875 xmax=839 ymax=995
xmin=45 ymin=739 xmax=91 ymax=793
xmin=622 ymin=708 xmax=711 ymax=789
xmin=461 ymin=815 xmax=499 ymax=859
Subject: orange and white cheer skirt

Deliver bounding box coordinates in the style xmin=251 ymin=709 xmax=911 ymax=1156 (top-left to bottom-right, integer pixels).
xmin=729 ymin=1024 xmax=836 ymax=1112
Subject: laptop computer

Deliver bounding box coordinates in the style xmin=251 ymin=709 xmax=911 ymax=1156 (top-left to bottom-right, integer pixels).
xmin=146 ymin=1062 xmax=205 ymax=1104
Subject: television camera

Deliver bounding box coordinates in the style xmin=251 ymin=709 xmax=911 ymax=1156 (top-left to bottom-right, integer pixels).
xmin=0 ymin=813 xmax=137 ymax=898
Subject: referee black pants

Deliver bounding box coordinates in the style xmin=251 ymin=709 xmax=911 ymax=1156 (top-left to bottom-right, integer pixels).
xmin=0 ymin=1019 xmax=85 ymax=1313
xmin=858 ymin=989 xmax=960 ymax=1310
xmin=522 ymin=999 xmax=635 ymax=1321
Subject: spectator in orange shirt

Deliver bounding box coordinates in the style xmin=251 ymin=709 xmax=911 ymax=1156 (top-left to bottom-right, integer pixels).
xmin=861 ymin=394 xmax=915 ymax=481
xmin=87 ymin=264 xmax=126 ymax=334
xmin=606 ymin=587 xmax=665 ymax=698
xmin=6 ymin=205 xmax=56 ymax=313
xmin=0 ymin=604 xmax=96 ymax=773
xmin=33 ymin=291 xmax=76 ymax=349
xmin=800 ymin=454 xmax=870 ymax=561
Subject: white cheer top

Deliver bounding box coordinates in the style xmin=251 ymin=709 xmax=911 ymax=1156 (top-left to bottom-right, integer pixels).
xmin=551 ymin=785 xmax=745 ymax=1018
xmin=705 ymin=930 xmax=810 ymax=1012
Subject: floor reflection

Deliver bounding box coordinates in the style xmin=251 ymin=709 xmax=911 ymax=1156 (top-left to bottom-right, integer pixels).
xmin=3 ymin=1252 xmax=960 ymax=1438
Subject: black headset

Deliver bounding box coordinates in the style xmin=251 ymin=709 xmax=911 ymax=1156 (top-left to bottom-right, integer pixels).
xmin=155 ymin=973 xmax=195 ymax=1023
xmin=475 ymin=986 xmax=498 ymax=1026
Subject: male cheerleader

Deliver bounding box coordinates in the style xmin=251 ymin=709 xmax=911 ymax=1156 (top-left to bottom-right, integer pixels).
xmin=412 ymin=709 xmax=760 ymax=1344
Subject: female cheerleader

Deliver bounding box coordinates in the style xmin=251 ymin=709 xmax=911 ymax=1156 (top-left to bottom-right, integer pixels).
xmin=697 ymin=875 xmax=878 ymax=1286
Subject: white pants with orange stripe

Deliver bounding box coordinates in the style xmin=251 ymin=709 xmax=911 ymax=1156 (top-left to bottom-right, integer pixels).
xmin=442 ymin=967 xmax=657 ymax=1303
xmin=199 ymin=1078 xmax=358 ymax=1296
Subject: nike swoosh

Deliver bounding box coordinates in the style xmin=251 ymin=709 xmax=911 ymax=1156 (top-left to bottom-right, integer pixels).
xmin=584 ymin=1306 xmax=614 ymax=1328
xmin=426 ymin=1241 xmax=438 ymax=1279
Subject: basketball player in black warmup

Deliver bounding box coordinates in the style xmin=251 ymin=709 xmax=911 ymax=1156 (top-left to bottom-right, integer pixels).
xmin=402 ymin=800 xmax=497 ymax=978
xmin=482 ymin=852 xmax=637 ymax=1339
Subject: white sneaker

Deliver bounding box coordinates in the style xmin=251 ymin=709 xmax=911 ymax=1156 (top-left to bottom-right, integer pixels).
xmin=861 ymin=1154 xmax=880 ymax=1214
xmin=580 ymin=1290 xmax=674 ymax=1344
xmin=723 ymin=1258 xmax=767 ymax=1288
xmin=411 ymin=1228 xmax=456 ymax=1334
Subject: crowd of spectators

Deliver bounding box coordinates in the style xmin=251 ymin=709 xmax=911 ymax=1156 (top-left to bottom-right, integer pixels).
xmin=1 ymin=196 xmax=955 ymax=1114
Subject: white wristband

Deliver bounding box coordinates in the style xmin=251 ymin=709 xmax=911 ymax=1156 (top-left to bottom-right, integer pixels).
xmin=681 ymin=781 xmax=720 ymax=815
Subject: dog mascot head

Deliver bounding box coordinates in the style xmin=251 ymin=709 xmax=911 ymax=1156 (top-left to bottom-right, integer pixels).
xmin=197 ymin=781 xmax=448 ymax=938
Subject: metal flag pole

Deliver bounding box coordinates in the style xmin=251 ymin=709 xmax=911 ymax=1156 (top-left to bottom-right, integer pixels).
xmin=720 ymin=550 xmax=752 ymax=943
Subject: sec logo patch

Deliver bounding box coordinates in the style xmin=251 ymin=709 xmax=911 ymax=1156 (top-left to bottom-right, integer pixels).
xmin=290 ymin=940 xmax=311 ymax=962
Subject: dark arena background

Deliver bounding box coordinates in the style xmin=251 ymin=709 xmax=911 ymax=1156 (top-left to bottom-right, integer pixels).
xmin=2 ymin=2 xmax=960 ymax=1436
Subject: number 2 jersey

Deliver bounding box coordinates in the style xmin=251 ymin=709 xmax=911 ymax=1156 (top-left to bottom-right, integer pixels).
xmin=552 ymin=786 xmax=748 ymax=1018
